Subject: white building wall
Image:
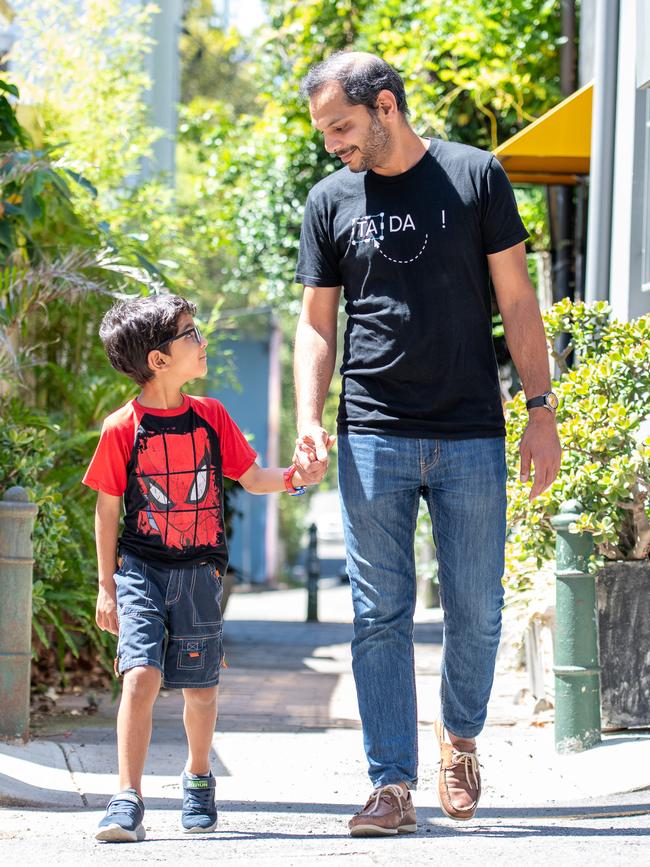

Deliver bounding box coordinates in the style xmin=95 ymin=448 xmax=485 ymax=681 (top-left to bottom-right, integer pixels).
xmin=609 ymin=0 xmax=650 ymax=321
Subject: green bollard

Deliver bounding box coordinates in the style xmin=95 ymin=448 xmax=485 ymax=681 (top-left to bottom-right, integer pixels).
xmin=0 ymin=486 xmax=39 ymax=740
xmin=551 ymin=499 xmax=601 ymax=753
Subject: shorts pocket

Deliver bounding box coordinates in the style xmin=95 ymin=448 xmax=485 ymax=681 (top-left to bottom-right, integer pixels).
xmin=190 ymin=570 xmax=223 ymax=629
xmin=176 ymin=638 xmax=207 ymax=670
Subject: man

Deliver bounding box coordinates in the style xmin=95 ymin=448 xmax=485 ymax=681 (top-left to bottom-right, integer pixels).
xmin=292 ymin=51 xmax=561 ymax=835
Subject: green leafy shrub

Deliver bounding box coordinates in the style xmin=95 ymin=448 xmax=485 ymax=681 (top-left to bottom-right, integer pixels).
xmin=506 ymin=300 xmax=650 ymax=569
xmin=0 ymin=401 xmax=116 ymax=677
xmin=0 ymin=79 xmax=156 ymax=683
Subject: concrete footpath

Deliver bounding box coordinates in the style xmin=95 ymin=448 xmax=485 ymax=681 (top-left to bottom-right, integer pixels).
xmin=1 ymin=582 xmax=649 ymax=866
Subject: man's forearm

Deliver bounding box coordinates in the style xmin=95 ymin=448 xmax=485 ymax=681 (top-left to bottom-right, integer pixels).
xmin=294 ymin=317 xmax=337 ymax=429
xmin=501 ymin=296 xmax=552 ymax=399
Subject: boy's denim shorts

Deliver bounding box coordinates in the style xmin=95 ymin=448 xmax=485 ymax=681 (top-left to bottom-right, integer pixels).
xmin=114 ymin=551 xmax=224 ymax=689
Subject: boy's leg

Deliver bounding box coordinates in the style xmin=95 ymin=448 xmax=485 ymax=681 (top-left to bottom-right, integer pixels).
xmin=96 ymin=663 xmax=160 ymax=843
xmin=179 ymin=686 xmax=219 ymax=832
xmin=117 ymin=665 xmax=162 ymax=795
xmin=164 ymin=562 xmax=223 ymax=833
xmin=182 ymin=685 xmax=219 ymax=774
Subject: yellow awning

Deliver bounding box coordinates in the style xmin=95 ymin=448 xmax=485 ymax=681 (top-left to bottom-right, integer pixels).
xmin=493 ymin=82 xmax=593 ymax=185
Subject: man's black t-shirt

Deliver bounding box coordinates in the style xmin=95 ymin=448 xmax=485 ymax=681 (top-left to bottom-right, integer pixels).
xmin=295 ymin=138 xmax=528 ymax=439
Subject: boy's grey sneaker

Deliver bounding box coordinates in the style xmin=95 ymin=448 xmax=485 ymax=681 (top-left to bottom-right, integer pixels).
xmin=181 ymin=770 xmax=218 ymax=833
xmin=96 ymin=789 xmax=145 ymax=843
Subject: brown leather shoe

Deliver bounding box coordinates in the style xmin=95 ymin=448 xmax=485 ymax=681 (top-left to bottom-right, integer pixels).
xmin=435 ymin=720 xmax=481 ymax=820
xmin=348 ymin=784 xmax=417 ymax=837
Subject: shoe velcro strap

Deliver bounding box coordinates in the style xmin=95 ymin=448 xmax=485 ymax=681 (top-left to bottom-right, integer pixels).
xmin=112 ymin=791 xmax=142 ymax=806
xmin=185 ymin=778 xmax=212 ymax=789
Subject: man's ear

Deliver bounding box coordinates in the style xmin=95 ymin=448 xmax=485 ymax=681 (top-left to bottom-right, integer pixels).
xmin=147 ymin=349 xmax=170 ymax=374
xmin=376 ymin=89 xmax=398 ymax=119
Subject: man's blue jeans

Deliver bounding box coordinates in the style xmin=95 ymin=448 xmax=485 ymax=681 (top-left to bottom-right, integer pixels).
xmin=338 ymin=433 xmax=507 ymax=789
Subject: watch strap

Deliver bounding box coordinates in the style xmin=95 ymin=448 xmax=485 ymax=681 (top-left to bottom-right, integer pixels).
xmin=526 ymin=391 xmax=558 ymax=412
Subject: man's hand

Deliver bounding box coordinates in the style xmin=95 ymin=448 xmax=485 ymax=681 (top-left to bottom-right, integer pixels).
xmin=96 ymin=580 xmax=119 ymax=635
xmin=293 ymin=424 xmax=336 ymax=484
xmin=519 ymin=411 xmax=562 ymax=500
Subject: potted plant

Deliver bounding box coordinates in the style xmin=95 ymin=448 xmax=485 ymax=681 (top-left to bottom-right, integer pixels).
xmin=505 ymin=299 xmax=650 ymax=728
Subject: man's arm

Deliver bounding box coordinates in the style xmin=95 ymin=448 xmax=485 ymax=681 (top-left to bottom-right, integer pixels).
xmin=95 ymin=491 xmax=122 ymax=635
xmin=488 ymin=242 xmax=562 ymax=500
xmin=293 ymin=284 xmax=341 ymax=481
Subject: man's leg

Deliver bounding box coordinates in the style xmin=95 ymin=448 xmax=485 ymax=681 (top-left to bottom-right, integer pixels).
xmin=182 ymin=686 xmax=219 ymax=775
xmin=338 ymin=432 xmax=421 ymax=789
xmin=424 ymin=436 xmax=506 ymax=819
xmin=117 ymin=665 xmax=162 ymax=795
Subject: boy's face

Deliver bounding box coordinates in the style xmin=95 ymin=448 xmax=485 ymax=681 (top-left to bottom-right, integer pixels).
xmin=155 ymin=313 xmax=208 ymax=383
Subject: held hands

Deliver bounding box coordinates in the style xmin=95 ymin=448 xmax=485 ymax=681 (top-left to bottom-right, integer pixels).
xmin=519 ymin=411 xmax=562 ymax=500
xmin=293 ymin=424 xmax=336 ymax=485
xmin=96 ymin=580 xmax=119 ymax=635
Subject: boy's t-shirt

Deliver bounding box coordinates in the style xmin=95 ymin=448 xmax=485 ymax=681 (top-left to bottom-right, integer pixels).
xmin=82 ymin=394 xmax=257 ymax=571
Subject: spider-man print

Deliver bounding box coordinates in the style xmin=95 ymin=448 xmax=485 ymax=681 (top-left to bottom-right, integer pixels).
xmin=82 ymin=394 xmax=256 ymax=566
xmin=134 ymin=427 xmax=223 ymax=550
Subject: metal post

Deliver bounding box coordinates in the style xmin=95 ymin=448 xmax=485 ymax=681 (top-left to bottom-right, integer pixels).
xmin=306 ymin=523 xmax=319 ymax=623
xmin=584 ymin=0 xmax=620 ymax=303
xmin=551 ymin=499 xmax=601 ymax=753
xmin=0 ymin=486 xmax=39 ymax=740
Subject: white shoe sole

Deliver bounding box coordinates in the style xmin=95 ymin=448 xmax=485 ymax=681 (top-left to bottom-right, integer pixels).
xmin=438 ymin=800 xmax=477 ymax=822
xmin=95 ymin=822 xmax=145 ymax=842
xmin=349 ymin=823 xmax=417 ymax=837
xmin=181 ymin=819 xmax=218 ymax=834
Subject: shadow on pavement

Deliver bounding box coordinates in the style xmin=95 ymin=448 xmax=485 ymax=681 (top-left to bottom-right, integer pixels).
xmin=223 ymin=619 xmax=444 ymax=671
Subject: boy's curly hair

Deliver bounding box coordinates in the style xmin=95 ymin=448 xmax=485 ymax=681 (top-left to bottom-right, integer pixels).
xmin=99 ymin=294 xmax=197 ymax=386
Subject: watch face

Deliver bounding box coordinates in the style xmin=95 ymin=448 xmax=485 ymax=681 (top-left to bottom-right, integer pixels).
xmin=546 ymin=392 xmax=559 ymax=410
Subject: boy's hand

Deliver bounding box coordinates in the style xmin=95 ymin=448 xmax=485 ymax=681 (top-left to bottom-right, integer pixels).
xmin=96 ymin=581 xmax=119 ymax=635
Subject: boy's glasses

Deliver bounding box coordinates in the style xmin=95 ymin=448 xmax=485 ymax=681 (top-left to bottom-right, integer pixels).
xmin=153 ymin=325 xmax=203 ymax=351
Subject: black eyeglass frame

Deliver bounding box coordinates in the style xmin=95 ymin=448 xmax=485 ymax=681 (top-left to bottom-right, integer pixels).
xmin=152 ymin=325 xmax=203 ymax=352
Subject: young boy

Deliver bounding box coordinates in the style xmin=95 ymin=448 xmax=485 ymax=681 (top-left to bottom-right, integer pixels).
xmin=83 ymin=294 xmax=330 ymax=842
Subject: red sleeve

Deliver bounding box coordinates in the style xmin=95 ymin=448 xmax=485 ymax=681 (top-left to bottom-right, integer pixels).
xmin=82 ymin=404 xmax=135 ymax=496
xmin=191 ymin=397 xmax=257 ymax=480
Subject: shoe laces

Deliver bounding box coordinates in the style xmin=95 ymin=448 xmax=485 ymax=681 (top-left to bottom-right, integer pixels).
xmin=363 ymin=784 xmax=409 ymax=817
xmin=450 ymin=749 xmax=480 ymax=790
xmin=184 ymin=778 xmax=214 ymax=814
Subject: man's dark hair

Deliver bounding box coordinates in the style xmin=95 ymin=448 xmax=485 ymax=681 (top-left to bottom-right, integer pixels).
xmin=300 ymin=51 xmax=410 ymax=117
xmin=99 ymin=294 xmax=197 ymax=386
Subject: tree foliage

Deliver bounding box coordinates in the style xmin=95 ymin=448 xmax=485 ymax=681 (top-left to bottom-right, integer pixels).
xmin=178 ymin=0 xmax=561 ymax=316
xmin=3 ymin=0 xmax=569 ymax=675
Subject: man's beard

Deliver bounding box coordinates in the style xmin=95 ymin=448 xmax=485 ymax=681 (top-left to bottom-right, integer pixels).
xmin=349 ymin=111 xmax=392 ymax=173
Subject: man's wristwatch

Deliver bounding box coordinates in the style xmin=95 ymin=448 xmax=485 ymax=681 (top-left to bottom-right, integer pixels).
xmin=283 ymin=465 xmax=306 ymax=496
xmin=525 ymin=391 xmax=559 ymax=413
